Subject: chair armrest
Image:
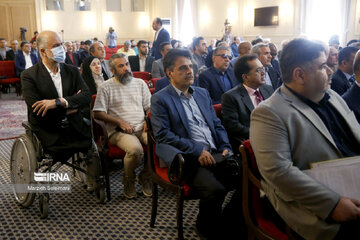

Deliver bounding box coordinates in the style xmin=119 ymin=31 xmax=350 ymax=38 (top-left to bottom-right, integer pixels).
xmin=168 ymin=153 xmax=186 ymax=185
xmin=91 ymin=117 xmax=110 ymax=152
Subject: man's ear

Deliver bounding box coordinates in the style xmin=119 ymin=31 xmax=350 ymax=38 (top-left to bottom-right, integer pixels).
xmin=293 ymin=67 xmax=306 ymax=85
xmin=241 ymin=73 xmax=247 ymax=83
xmin=166 ymin=68 xmax=172 ymax=79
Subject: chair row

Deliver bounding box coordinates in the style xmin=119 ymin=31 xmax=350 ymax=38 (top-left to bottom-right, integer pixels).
xmin=0 ymin=61 xmax=21 ymax=95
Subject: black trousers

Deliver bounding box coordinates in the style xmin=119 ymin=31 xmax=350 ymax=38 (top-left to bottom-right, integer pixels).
xmin=183 ymin=155 xmax=227 ymax=239
xmin=335 ymin=219 xmax=360 ymax=240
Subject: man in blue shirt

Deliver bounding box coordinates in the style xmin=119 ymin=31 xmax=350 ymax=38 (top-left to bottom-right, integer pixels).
xmin=151 ymin=48 xmax=233 ymax=239
xmin=198 ymin=46 xmax=238 ymax=104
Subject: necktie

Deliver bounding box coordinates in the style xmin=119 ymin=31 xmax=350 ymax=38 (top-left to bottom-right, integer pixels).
xmin=254 ymin=90 xmax=263 ymax=104
xmin=349 ymin=76 xmax=355 ymax=85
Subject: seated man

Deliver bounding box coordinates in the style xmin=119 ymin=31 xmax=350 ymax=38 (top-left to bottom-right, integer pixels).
xmin=199 ymin=46 xmax=238 ymax=104
xmin=250 ymin=38 xmax=360 ymax=240
xmin=151 ymin=48 xmax=233 ymax=239
xmin=343 ymin=49 xmax=360 ymax=123
xmin=21 ymin=31 xmax=99 ymax=189
xmin=89 ymin=41 xmax=112 ymax=79
xmin=251 ymin=43 xmax=282 ymax=90
xmin=222 ymin=54 xmax=273 ymax=150
xmin=327 ymin=46 xmax=338 ymax=73
xmin=128 ymin=40 xmax=154 ymax=73
xmin=331 ymin=46 xmax=358 ymax=95
xmin=93 ymin=53 xmax=152 ymax=199
xmin=65 ymin=41 xmax=80 ymax=67
xmin=230 ymin=41 xmax=252 ymax=67
xmin=151 ymin=42 xmax=172 ymax=78
xmin=116 ymin=40 xmax=136 ymax=57
xmin=6 ymin=39 xmax=18 ymax=60
xmin=15 ymin=41 xmax=38 ymax=77
xmin=78 ymin=40 xmax=91 ymax=64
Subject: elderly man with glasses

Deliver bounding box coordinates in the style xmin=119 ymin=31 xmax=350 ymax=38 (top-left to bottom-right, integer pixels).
xmin=198 ymin=46 xmax=238 ymax=104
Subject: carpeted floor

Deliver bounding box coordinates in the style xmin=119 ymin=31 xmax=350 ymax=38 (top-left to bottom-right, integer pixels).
xmin=0 ymin=139 xmax=202 ymax=240
xmin=0 ymin=100 xmax=27 ymax=140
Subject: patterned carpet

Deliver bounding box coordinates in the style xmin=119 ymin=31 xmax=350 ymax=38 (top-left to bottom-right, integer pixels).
xmin=0 ymin=100 xmax=27 ymax=140
xmin=0 ymin=139 xmax=202 ymax=240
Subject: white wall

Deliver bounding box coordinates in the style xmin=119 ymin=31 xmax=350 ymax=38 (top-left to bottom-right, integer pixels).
xmin=34 ymin=0 xmax=360 ymax=47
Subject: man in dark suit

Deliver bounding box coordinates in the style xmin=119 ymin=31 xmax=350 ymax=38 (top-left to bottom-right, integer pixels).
xmin=151 ymin=17 xmax=170 ymax=60
xmin=331 ymin=47 xmax=358 ymax=95
xmin=198 ymin=46 xmax=238 ymax=104
xmin=222 ymin=54 xmax=273 ymax=150
xmin=5 ymin=39 xmax=18 ymax=60
xmin=65 ymin=41 xmax=80 ymax=67
xmin=15 ymin=41 xmax=38 ymax=77
xmin=89 ymin=41 xmax=112 ymax=79
xmin=251 ymin=43 xmax=282 ymax=90
xmin=78 ymin=40 xmax=91 ymax=64
xmin=343 ymin=50 xmax=360 ymax=123
xmin=128 ymin=40 xmax=154 ymax=73
xmin=21 ymin=31 xmax=99 ymax=189
xmin=151 ymin=48 xmax=233 ymax=239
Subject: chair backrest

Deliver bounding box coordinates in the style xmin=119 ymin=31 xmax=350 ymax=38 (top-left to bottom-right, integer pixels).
xmin=239 ymin=140 xmax=289 ymax=240
xmin=133 ymin=71 xmax=151 ymax=81
xmin=0 ymin=61 xmax=16 ymax=78
xmin=212 ymin=104 xmax=222 ymax=119
xmin=150 ymin=77 xmax=161 ymax=88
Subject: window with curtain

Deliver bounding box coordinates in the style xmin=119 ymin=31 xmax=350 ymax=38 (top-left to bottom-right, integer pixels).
xmin=175 ymin=0 xmax=198 ymax=46
xmin=302 ymin=0 xmax=350 ymax=44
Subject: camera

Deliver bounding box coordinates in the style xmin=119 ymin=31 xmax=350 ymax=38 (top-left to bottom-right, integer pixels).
xmin=20 ymin=27 xmax=27 ymax=33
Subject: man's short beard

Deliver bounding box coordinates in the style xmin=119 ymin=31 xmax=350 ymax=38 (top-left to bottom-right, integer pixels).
xmin=114 ymin=71 xmax=133 ymax=84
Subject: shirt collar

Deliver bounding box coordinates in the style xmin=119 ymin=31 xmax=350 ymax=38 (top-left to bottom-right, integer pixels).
xmin=284 ymin=84 xmax=330 ymax=107
xmin=243 ymin=84 xmax=259 ymax=95
xmin=171 ymin=84 xmax=194 ymax=97
xmin=342 ymin=71 xmax=353 ymax=81
xmin=43 ymin=62 xmax=61 ymax=76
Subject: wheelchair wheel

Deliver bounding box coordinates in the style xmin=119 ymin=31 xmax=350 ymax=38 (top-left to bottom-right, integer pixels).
xmin=39 ymin=193 xmax=49 ymax=219
xmin=10 ymin=134 xmax=38 ymax=208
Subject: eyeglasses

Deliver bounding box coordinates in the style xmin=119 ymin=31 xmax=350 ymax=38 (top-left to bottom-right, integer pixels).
xmin=254 ymin=67 xmax=265 ymax=73
xmin=215 ymin=54 xmax=232 ymax=60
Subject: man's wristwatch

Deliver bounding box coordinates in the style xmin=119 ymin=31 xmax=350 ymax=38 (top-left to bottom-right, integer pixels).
xmin=55 ymin=98 xmax=62 ymax=108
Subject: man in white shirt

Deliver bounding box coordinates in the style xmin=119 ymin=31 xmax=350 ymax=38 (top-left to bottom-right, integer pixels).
xmin=116 ymin=40 xmax=136 ymax=57
xmin=128 ymin=40 xmax=154 ymax=73
xmin=15 ymin=41 xmax=38 ymax=76
xmin=93 ymin=53 xmax=152 ymax=199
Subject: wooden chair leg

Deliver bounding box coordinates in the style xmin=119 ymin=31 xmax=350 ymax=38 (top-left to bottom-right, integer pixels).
xmin=150 ymin=183 xmax=158 ymax=227
xmin=176 ymin=189 xmax=184 ymax=240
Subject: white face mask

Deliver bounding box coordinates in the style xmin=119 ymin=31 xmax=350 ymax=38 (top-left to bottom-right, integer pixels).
xmin=47 ymin=45 xmax=66 ymax=63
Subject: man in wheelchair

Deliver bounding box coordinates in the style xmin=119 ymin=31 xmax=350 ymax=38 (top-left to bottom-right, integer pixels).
xmin=21 ymin=30 xmax=101 ymax=192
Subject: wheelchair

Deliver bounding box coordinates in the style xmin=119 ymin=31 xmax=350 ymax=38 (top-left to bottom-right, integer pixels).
xmin=10 ymin=121 xmax=105 ymax=219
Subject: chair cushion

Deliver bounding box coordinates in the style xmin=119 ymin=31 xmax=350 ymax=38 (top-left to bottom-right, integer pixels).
xmin=107 ymin=142 xmax=126 ymax=159
xmin=0 ymin=78 xmax=20 ymax=84
xmin=153 ymin=149 xmax=191 ymax=197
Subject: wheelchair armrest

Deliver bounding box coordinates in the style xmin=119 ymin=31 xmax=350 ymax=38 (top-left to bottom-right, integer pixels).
xmin=91 ymin=117 xmax=110 ymax=152
xmin=168 ymin=153 xmax=186 ymax=185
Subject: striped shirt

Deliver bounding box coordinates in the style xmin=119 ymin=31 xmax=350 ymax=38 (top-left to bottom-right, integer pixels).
xmin=93 ymin=77 xmax=151 ymax=136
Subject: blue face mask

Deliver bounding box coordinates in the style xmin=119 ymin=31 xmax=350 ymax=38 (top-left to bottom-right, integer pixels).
xmin=50 ymin=45 xmax=66 ymax=63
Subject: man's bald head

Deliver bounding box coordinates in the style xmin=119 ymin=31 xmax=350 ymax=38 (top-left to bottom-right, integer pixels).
xmin=37 ymin=31 xmax=61 ymax=50
xmin=238 ymin=41 xmax=252 ymax=56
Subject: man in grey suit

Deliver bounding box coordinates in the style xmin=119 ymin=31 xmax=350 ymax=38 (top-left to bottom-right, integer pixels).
xmin=221 ymin=54 xmax=273 ymax=151
xmin=151 ymin=42 xmax=171 ymax=78
xmin=250 ymin=38 xmax=360 ymax=240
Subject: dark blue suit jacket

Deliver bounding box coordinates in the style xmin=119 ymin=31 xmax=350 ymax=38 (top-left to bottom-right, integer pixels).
xmin=150 ymin=85 xmax=231 ymax=166
xmin=342 ymin=83 xmax=360 ymax=123
xmin=331 ymin=69 xmax=352 ymax=95
xmin=198 ymin=66 xmax=238 ymax=104
xmin=154 ymin=76 xmax=198 ymax=93
xmin=65 ymin=52 xmax=80 ymax=67
xmin=15 ymin=50 xmax=38 ymax=76
xmin=152 ymin=28 xmax=170 ymax=60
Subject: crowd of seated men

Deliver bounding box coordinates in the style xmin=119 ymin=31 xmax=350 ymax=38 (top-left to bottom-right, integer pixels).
xmin=2 ymin=19 xmax=360 ymax=239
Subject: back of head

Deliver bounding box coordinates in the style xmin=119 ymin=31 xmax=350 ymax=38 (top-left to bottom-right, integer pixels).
xmin=160 ymin=42 xmax=171 ymax=52
xmin=233 ymin=54 xmax=258 ymax=84
xmin=352 ymin=50 xmax=360 ymax=76
xmin=163 ymin=48 xmax=191 ymax=74
xmin=251 ymin=38 xmax=264 ymax=46
xmin=280 ymin=38 xmax=325 ymax=83
xmin=155 ymin=17 xmax=162 ymax=26
xmin=338 ymin=46 xmax=358 ymax=66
